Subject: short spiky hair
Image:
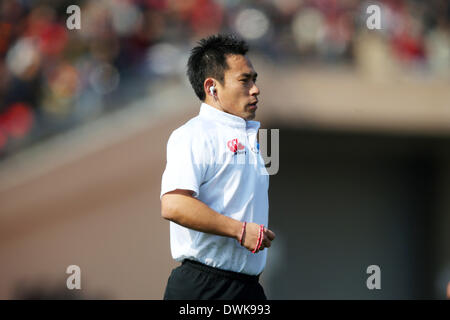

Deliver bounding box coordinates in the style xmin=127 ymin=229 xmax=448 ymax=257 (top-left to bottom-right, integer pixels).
xmin=187 ymin=34 xmax=249 ymax=101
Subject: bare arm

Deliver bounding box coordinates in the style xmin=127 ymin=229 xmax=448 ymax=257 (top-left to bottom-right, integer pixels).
xmin=161 ymin=189 xmax=275 ymax=252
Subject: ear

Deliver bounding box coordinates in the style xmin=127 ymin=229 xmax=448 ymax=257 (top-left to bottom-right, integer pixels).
xmin=204 ymin=78 xmax=215 ymax=97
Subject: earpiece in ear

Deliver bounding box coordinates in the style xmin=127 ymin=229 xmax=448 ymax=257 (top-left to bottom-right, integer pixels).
xmin=209 ymin=86 xmax=216 ymax=96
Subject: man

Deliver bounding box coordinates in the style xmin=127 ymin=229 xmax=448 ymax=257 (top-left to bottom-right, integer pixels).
xmin=160 ymin=34 xmax=275 ymax=300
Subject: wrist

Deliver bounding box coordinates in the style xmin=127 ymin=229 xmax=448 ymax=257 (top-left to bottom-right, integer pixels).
xmin=233 ymin=219 xmax=244 ymax=242
xmin=238 ymin=222 xmax=247 ymax=245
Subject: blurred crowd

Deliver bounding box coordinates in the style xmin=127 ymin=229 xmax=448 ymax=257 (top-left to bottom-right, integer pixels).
xmin=0 ymin=0 xmax=449 ymax=159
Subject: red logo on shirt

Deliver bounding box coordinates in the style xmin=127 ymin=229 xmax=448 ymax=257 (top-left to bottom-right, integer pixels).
xmin=227 ymin=138 xmax=245 ymax=153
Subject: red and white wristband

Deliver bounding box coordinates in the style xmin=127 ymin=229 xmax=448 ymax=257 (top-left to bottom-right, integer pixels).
xmin=239 ymin=222 xmax=265 ymax=253
xmin=252 ymin=224 xmax=265 ymax=254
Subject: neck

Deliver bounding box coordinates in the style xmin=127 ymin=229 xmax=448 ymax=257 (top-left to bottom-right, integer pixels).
xmin=203 ymin=100 xmax=249 ymax=122
xmin=204 ymin=98 xmax=224 ymax=113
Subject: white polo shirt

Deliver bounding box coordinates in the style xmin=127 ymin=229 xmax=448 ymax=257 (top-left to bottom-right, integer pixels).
xmin=160 ymin=102 xmax=269 ymax=276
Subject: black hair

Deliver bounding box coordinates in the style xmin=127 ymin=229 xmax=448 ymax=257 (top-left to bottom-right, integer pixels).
xmin=187 ymin=34 xmax=249 ymax=101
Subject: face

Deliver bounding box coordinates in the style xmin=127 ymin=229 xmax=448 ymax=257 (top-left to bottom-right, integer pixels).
xmin=215 ymin=54 xmax=260 ymax=120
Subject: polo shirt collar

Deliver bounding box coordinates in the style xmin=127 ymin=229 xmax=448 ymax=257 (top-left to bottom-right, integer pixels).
xmin=199 ymin=103 xmax=260 ymax=130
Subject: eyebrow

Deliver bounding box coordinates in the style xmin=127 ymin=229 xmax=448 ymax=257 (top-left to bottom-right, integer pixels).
xmin=239 ymin=72 xmax=258 ymax=79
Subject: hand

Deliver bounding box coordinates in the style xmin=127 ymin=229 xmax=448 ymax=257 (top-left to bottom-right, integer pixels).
xmin=241 ymin=223 xmax=276 ymax=253
xmin=258 ymin=227 xmax=276 ymax=252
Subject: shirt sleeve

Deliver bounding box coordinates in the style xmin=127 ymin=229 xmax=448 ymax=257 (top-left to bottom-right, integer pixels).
xmin=160 ymin=128 xmax=211 ymax=198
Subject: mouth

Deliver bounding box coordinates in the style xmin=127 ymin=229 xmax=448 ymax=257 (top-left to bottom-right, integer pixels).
xmin=248 ymin=101 xmax=258 ymax=110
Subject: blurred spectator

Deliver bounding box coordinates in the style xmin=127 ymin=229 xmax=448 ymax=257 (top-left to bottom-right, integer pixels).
xmin=0 ymin=0 xmax=448 ymax=159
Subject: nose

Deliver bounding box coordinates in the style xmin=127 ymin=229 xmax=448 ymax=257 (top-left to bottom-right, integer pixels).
xmin=250 ymin=82 xmax=260 ymax=96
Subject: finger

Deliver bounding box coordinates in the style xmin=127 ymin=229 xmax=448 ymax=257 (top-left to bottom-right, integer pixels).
xmin=256 ymin=237 xmax=264 ymax=252
xmin=265 ymin=229 xmax=276 ymax=241
xmin=260 ymin=234 xmax=270 ymax=248
xmin=261 ymin=235 xmax=272 ymax=249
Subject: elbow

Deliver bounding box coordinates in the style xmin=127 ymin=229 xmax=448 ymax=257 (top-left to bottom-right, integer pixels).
xmin=161 ymin=195 xmax=176 ymax=221
xmin=161 ymin=190 xmax=193 ymax=222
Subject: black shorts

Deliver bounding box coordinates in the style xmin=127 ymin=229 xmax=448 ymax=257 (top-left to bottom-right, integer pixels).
xmin=163 ymin=259 xmax=267 ymax=300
